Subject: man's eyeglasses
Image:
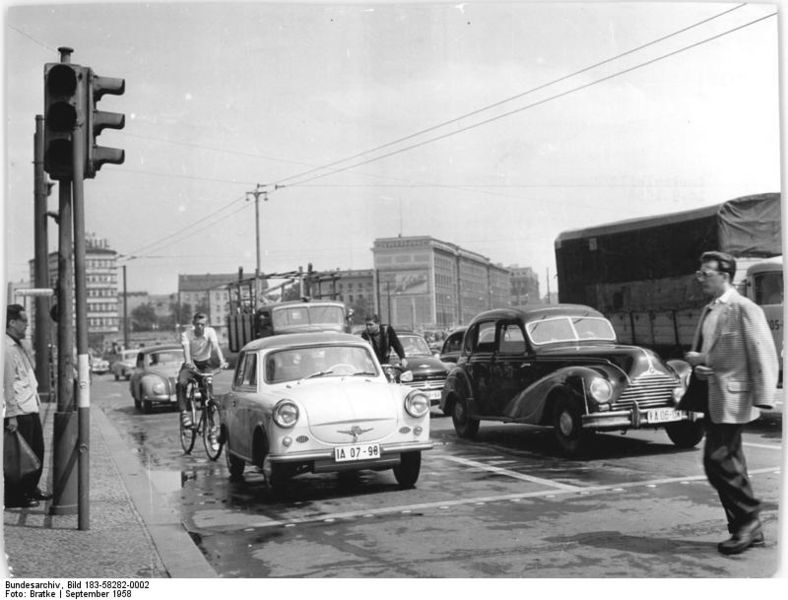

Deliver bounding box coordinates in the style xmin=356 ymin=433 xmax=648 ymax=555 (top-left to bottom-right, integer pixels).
xmin=695 ymin=270 xmax=720 ymax=281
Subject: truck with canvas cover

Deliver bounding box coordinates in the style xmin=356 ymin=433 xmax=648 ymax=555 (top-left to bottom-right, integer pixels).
xmin=554 ymin=193 xmax=782 ymax=370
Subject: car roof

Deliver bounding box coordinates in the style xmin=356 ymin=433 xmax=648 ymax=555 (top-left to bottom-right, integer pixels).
xmin=469 ymin=304 xmax=604 ymax=325
xmin=241 ymin=331 xmax=368 ymax=353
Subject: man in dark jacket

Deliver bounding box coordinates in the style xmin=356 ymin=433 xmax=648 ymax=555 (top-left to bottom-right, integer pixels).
xmin=361 ymin=314 xmax=407 ymax=368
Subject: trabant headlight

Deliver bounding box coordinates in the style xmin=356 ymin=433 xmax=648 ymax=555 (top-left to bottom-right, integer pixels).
xmin=588 ymin=377 xmax=612 ymax=404
xmin=400 ymin=370 xmax=414 ymax=383
xmin=405 ymin=391 xmax=429 ymax=418
xmin=273 ymin=400 xmax=299 ymax=428
xmin=152 ymin=381 xmax=166 ymax=395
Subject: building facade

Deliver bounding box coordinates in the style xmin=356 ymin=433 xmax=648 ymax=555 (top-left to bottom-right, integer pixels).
xmin=509 ymin=264 xmax=540 ymax=307
xmin=177 ymin=273 xmax=237 ymax=341
xmin=372 ymin=236 xmax=511 ymax=330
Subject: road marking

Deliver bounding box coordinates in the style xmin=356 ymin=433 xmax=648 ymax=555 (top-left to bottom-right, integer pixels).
xmin=241 ymin=466 xmax=781 ymax=529
xmin=438 ymin=455 xmax=582 ymax=490
xmin=743 ymin=442 xmax=783 ymax=451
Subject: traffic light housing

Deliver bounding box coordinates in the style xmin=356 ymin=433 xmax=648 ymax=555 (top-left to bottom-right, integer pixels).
xmin=85 ymin=69 xmax=125 ymax=178
xmin=43 ymin=62 xmax=87 ymax=179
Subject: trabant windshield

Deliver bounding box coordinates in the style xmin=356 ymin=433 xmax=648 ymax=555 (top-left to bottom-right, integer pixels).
xmin=400 ymin=335 xmax=432 ymax=357
xmin=271 ymin=305 xmax=345 ymax=331
xmin=264 ymin=345 xmax=379 ymax=384
xmin=526 ymin=316 xmax=616 ymax=345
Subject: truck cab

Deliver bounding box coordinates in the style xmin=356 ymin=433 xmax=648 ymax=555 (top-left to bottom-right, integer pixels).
xmin=745 ymin=257 xmax=783 ymax=385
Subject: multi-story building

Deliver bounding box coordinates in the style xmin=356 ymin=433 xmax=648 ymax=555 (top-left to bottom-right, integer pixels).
xmin=177 ymin=273 xmax=237 ymax=341
xmin=372 ymin=236 xmax=511 ymax=330
xmin=509 ymin=264 xmax=540 ymax=307
xmin=29 ymin=235 xmax=120 ymax=346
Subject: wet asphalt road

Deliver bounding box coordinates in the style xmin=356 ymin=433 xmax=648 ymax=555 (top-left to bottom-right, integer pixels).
xmin=92 ymin=373 xmax=784 ymax=578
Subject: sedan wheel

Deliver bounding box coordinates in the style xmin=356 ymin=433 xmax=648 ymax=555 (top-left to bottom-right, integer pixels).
xmin=451 ymin=397 xmax=479 ymax=439
xmin=665 ymin=420 xmax=705 ymax=448
xmin=552 ymin=395 xmax=591 ymax=457
xmin=225 ymin=445 xmax=245 ymax=480
xmin=393 ymin=451 xmax=421 ymax=489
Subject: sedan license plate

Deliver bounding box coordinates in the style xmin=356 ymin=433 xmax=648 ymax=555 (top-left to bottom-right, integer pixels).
xmin=425 ymin=390 xmax=442 ymax=400
xmin=334 ymin=443 xmax=381 ymax=463
xmin=647 ymin=408 xmax=684 ymax=424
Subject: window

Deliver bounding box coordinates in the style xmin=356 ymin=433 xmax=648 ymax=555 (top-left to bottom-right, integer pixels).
xmin=498 ymin=323 xmax=525 ymax=353
xmin=234 ymin=353 xmax=257 ymax=388
xmin=472 ymin=321 xmax=496 ymax=353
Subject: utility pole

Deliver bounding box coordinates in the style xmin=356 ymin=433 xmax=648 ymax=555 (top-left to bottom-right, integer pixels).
xmin=546 ymin=268 xmax=551 ymax=304
xmin=122 ymin=264 xmax=129 ymax=349
xmin=246 ymin=184 xmax=267 ymax=308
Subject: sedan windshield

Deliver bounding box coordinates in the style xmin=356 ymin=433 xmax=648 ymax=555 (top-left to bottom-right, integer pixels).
xmin=526 ymin=316 xmax=616 ymax=345
xmin=400 ymin=335 xmax=432 ymax=357
xmin=264 ymin=345 xmax=379 ymax=384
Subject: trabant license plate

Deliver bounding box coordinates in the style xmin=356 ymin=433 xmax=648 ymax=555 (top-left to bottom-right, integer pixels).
xmin=334 ymin=443 xmax=381 ymax=463
xmin=646 ymin=408 xmax=684 ymax=424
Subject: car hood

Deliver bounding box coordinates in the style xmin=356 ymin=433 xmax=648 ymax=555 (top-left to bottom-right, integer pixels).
xmin=282 ymin=378 xmax=402 ymax=444
xmin=535 ymin=343 xmax=676 ymax=378
xmin=145 ymin=365 xmax=181 ymax=378
xmin=405 ymin=355 xmax=449 ymax=376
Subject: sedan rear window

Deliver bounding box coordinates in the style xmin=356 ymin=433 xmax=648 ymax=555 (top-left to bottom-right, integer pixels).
xmin=526 ymin=316 xmax=616 ymax=345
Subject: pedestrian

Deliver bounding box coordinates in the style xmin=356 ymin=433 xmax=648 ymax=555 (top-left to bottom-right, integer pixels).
xmin=176 ymin=312 xmax=228 ymax=428
xmin=361 ymin=314 xmax=407 ymax=368
xmin=684 ymin=251 xmax=778 ymax=555
xmin=3 ymin=304 xmax=51 ymax=508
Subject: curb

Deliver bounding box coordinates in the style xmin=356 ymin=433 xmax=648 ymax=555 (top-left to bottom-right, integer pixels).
xmin=92 ymin=404 xmax=217 ymax=578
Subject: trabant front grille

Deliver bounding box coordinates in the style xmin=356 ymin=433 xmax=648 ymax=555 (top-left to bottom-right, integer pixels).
xmin=612 ymin=372 xmax=677 ymax=410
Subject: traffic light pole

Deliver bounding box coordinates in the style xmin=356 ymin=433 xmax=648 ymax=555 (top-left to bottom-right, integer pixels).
xmin=33 ymin=115 xmax=53 ymax=404
xmin=71 ymin=102 xmax=90 ymax=531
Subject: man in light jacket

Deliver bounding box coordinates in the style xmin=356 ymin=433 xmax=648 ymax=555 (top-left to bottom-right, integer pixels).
xmin=685 ymin=251 xmax=778 ymax=555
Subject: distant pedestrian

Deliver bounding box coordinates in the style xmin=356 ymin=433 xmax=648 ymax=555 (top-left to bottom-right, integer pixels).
xmin=177 ymin=313 xmax=228 ymax=428
xmin=684 ymin=251 xmax=778 ymax=555
xmin=3 ymin=304 xmax=51 ymax=508
xmin=361 ymin=314 xmax=407 ymax=368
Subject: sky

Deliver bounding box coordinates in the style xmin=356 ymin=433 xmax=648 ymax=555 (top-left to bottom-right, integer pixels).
xmin=2 ymin=0 xmax=782 ymax=298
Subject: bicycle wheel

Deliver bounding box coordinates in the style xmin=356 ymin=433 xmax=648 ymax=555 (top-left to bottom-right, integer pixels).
xmin=180 ymin=387 xmax=197 ymax=454
xmin=202 ymin=400 xmax=223 ymax=461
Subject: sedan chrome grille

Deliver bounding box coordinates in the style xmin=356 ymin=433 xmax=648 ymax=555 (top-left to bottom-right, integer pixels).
xmin=612 ymin=372 xmax=677 ymax=410
xmin=403 ymin=379 xmax=446 ymax=391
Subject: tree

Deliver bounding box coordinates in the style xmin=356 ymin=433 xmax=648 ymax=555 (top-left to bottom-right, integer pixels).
xmin=130 ymin=303 xmax=158 ymax=332
xmin=348 ymin=295 xmax=371 ymax=324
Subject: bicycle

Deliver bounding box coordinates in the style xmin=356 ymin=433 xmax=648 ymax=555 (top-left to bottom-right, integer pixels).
xmin=179 ymin=368 xmax=224 ymax=461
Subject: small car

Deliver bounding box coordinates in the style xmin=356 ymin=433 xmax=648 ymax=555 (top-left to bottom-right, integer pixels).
xmin=439 ymin=327 xmax=467 ymax=364
xmin=128 ymin=345 xmax=184 ymax=413
xmin=394 ymin=333 xmax=451 ymax=407
xmin=441 ymin=304 xmax=704 ymax=457
xmin=110 ymin=349 xmax=138 ymax=381
xmin=90 ymin=356 xmax=110 ymax=375
xmin=219 ymin=332 xmax=433 ymax=490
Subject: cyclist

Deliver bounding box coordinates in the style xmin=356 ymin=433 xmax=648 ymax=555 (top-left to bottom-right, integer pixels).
xmin=177 ymin=312 xmax=228 ymax=428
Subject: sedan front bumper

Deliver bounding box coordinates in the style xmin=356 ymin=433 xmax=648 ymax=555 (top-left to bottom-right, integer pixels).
xmin=582 ymin=407 xmax=702 ymax=430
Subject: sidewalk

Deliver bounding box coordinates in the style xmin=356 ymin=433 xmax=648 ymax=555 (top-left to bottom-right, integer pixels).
xmin=2 ymin=399 xmax=215 ymax=578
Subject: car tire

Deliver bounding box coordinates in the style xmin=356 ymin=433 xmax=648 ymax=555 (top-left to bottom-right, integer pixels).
xmin=665 ymin=420 xmax=705 ymax=448
xmin=225 ymin=446 xmax=245 ymax=480
xmin=393 ymin=451 xmax=421 ymax=489
xmin=552 ymin=394 xmax=591 ymax=457
xmin=114 ymin=373 xmax=120 ymax=381
xmin=133 ymin=395 xmax=141 ymax=411
xmin=143 ymin=399 xmax=152 ymax=414
xmin=451 ymin=396 xmax=479 ymax=439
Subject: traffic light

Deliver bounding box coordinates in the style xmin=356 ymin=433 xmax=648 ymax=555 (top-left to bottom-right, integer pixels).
xmin=85 ymin=69 xmax=125 ymax=178
xmin=43 ymin=62 xmax=87 ymax=179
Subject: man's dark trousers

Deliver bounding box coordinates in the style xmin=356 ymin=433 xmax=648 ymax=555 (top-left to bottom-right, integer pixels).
xmin=4 ymin=413 xmax=44 ymax=503
xmin=703 ymin=421 xmax=760 ymax=532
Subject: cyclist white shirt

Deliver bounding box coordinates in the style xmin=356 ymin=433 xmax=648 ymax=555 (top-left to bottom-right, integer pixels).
xmin=181 ymin=326 xmax=220 ymax=362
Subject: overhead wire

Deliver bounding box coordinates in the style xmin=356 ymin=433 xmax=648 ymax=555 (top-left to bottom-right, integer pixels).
xmin=270 ymin=3 xmax=748 ymax=188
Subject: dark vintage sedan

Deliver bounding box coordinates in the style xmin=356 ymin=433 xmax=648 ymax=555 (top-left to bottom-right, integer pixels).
xmin=440 ymin=304 xmax=704 ymax=456
xmin=439 ymin=327 xmax=467 ymax=364
xmin=391 ymin=333 xmax=451 ymax=407
xmin=128 ymin=345 xmax=184 ymax=413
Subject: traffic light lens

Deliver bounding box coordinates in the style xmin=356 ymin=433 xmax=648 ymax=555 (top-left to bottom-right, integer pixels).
xmin=46 ymin=103 xmax=77 ymax=131
xmin=46 ymin=64 xmax=78 ymax=94
xmin=44 ymin=139 xmax=72 ymax=168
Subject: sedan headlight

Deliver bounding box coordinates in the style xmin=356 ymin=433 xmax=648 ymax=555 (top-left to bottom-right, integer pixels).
xmin=273 ymin=400 xmax=299 ymax=428
xmin=405 ymin=391 xmax=429 ymax=418
xmin=588 ymin=377 xmax=612 ymax=404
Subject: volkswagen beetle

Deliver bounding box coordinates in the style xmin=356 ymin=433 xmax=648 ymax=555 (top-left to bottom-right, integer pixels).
xmin=441 ymin=305 xmax=704 ymax=456
xmin=129 ymin=345 xmax=184 ymax=413
xmin=219 ymin=332 xmax=433 ymax=489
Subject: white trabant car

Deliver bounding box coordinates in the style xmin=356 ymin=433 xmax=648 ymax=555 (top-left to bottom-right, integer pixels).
xmin=219 ymin=332 xmax=433 ymax=489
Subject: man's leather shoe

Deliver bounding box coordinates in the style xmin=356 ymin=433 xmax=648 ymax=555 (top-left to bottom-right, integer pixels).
xmin=30 ymin=488 xmax=52 ymax=501
xmin=718 ymin=519 xmax=765 ymax=555
xmin=5 ymin=498 xmax=40 ymax=509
